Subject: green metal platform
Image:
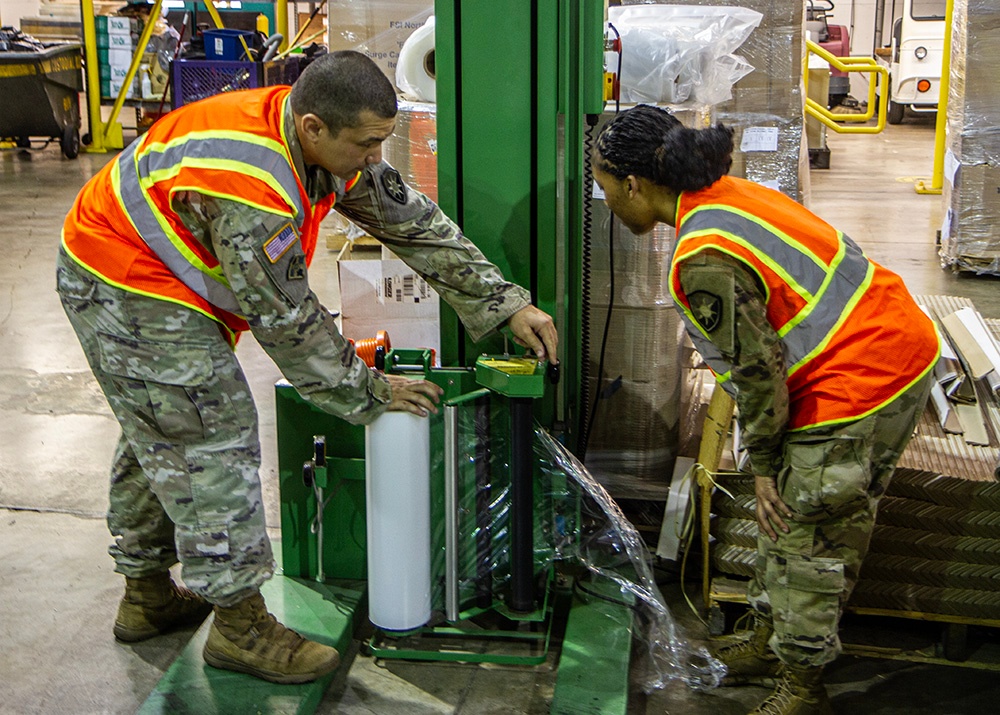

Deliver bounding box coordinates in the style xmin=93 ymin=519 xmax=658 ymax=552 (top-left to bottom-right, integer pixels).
xmin=136 ymin=573 xmax=365 ymax=715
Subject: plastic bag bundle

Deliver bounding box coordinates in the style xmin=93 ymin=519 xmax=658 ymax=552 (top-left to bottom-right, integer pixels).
xmin=609 ymin=4 xmax=762 ymax=106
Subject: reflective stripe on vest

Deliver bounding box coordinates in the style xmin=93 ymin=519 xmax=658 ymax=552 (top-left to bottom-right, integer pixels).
xmin=674 ymin=205 xmax=875 ymax=388
xmin=113 ymin=130 xmax=305 ymax=315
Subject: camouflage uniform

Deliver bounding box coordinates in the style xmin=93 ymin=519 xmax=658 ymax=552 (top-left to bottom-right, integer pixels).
xmin=679 ymin=249 xmax=934 ymax=667
xmin=57 ymin=99 xmax=530 ymax=606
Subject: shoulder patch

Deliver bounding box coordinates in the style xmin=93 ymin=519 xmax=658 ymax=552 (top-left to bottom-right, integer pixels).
xmin=287 ymin=253 xmax=306 ymax=281
xmin=262 ymin=223 xmax=298 ymax=263
xmin=689 ymin=290 xmax=723 ymax=332
xmin=381 ymin=168 xmax=407 ymax=204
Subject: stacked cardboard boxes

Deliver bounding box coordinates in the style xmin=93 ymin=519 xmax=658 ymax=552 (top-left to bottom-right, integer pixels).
xmin=582 ymin=106 xmax=712 ymax=500
xmin=96 ymin=15 xmax=140 ymax=99
xmin=326 ymin=0 xmax=432 ymax=91
xmin=940 ymin=0 xmax=1000 ymax=274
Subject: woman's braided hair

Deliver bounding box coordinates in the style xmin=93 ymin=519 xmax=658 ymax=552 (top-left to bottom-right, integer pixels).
xmin=594 ymin=104 xmax=734 ymax=192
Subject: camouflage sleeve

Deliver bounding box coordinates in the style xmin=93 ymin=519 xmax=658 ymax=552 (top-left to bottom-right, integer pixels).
xmin=173 ymin=192 xmax=392 ymax=425
xmin=334 ymin=161 xmax=531 ymax=342
xmin=678 ymin=249 xmax=788 ymax=477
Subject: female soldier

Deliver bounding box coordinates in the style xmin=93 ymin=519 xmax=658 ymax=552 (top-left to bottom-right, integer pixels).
xmin=592 ymin=104 xmax=938 ymax=715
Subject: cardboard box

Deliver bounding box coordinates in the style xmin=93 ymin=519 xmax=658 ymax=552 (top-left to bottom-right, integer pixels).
xmin=96 ymin=32 xmax=134 ymax=50
xmin=337 ymin=242 xmax=441 ymax=360
xmin=326 ymin=0 xmax=432 ymax=89
xmin=95 ymin=15 xmax=139 ymax=36
xmin=101 ymin=76 xmax=137 ymax=99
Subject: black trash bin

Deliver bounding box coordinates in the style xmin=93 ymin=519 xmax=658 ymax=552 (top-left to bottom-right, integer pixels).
xmin=0 ymin=43 xmax=84 ymax=158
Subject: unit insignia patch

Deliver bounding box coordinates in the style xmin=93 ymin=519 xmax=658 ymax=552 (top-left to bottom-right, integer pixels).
xmin=689 ymin=291 xmax=722 ymax=332
xmin=381 ymin=168 xmax=407 ymax=204
xmin=287 ymin=253 xmax=306 ymax=280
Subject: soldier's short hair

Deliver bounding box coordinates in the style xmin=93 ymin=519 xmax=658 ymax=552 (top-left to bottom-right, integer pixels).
xmin=290 ymin=51 xmax=397 ymax=136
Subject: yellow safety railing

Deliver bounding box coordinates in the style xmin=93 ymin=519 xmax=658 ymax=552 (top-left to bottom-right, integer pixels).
xmin=82 ymin=1 xmax=293 ymax=153
xmin=804 ymin=39 xmax=889 ymax=134
xmin=915 ymin=0 xmax=955 ymax=195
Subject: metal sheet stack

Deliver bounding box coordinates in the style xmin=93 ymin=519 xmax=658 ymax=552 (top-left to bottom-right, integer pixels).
xmin=711 ymin=468 xmax=1000 ymax=620
xmin=625 ymin=0 xmax=810 ymax=202
xmin=939 ymin=0 xmax=1000 ymax=274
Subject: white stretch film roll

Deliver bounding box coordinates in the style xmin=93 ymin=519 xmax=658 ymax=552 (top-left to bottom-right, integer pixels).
xmin=365 ymin=411 xmax=431 ymax=631
xmin=396 ymin=15 xmax=436 ymax=102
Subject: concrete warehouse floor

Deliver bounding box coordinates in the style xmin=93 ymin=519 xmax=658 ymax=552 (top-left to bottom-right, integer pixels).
xmin=2 ymin=111 xmax=1000 ymax=714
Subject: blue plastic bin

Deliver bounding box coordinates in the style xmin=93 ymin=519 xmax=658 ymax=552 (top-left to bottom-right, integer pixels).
xmin=171 ymin=59 xmax=260 ymax=108
xmin=203 ymin=28 xmax=255 ymax=61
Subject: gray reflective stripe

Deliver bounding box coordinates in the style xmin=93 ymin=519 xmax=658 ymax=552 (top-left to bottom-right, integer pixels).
xmin=116 ymin=144 xmax=244 ymax=314
xmin=137 ymin=137 xmax=304 ymax=220
xmin=679 ymin=208 xmax=827 ymax=295
xmin=679 ymin=313 xmax=738 ymax=397
xmin=781 ymin=235 xmax=871 ymax=368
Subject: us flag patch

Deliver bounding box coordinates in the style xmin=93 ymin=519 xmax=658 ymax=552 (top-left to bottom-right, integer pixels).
xmin=263 ymin=224 xmax=298 ymax=263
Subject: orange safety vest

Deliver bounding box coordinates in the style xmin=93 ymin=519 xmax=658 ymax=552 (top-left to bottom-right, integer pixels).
xmin=670 ymin=176 xmax=940 ymax=431
xmin=61 ymin=86 xmax=359 ymax=339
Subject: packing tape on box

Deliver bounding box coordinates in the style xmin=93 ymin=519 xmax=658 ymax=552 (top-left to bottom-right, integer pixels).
xmin=396 ymin=16 xmax=436 ymax=103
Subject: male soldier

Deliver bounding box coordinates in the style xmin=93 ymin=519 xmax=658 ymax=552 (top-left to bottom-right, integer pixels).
xmin=57 ymin=51 xmax=557 ymax=684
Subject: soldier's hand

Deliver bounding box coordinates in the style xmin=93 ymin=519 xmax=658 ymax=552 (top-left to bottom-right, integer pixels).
xmin=386 ymin=375 xmax=443 ymax=417
xmin=754 ymin=475 xmax=792 ymax=542
xmin=507 ymin=305 xmax=559 ymax=364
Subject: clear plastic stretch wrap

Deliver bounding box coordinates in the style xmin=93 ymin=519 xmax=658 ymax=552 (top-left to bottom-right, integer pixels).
xmin=381 ymin=101 xmax=439 ymax=202
xmin=432 ymin=395 xmax=724 ymax=692
xmin=939 ymin=0 xmax=1000 ymax=275
xmin=583 ymin=107 xmax=712 ymax=499
xmin=624 ymin=0 xmax=810 ymax=202
xmin=607 ymin=5 xmax=761 ymax=106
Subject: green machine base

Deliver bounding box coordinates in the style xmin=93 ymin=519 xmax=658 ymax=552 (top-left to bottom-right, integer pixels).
xmin=368 ymin=577 xmax=555 ymax=666
xmin=137 ymin=570 xmax=365 ymax=715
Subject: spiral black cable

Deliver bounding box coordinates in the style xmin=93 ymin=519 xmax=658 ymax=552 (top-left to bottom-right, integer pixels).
xmin=578 ymin=117 xmax=597 ymax=456
xmin=579 ymin=24 xmax=623 ymax=460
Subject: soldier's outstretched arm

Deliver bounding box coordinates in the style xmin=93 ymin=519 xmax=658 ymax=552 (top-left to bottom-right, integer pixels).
xmin=335 ymin=162 xmax=556 ymax=355
xmin=196 ymin=195 xmax=420 ymax=425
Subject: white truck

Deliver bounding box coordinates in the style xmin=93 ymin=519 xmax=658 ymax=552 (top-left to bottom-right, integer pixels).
xmin=875 ymin=0 xmax=946 ymax=124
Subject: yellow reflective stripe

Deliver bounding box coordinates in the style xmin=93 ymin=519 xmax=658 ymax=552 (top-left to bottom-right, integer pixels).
xmin=787 ymin=260 xmax=875 ymax=378
xmin=678 ymin=228 xmax=812 ymax=304
xmin=144 ymin=157 xmax=299 ymax=212
xmin=672 ymin=239 xmax=774 ymax=305
xmin=787 ymin=346 xmax=940 ymax=432
xmin=684 ymin=204 xmax=828 ymax=272
xmin=137 ymin=129 xmax=288 ymax=165
xmin=60 ymin=238 xmax=238 ymax=348
xmin=775 ymin=233 xmax=848 ymax=340
xmin=170 ymin=185 xmax=295 ymax=219
xmin=137 ymin=169 xmax=223 ymax=281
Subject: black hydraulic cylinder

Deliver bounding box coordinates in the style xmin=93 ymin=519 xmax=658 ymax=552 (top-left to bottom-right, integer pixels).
xmin=509 ymin=397 xmax=534 ymax=612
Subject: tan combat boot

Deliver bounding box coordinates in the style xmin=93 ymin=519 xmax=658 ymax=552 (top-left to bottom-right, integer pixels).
xmin=714 ymin=612 xmax=781 ymax=685
xmin=203 ymin=591 xmax=340 ymax=684
xmin=114 ymin=572 xmax=213 ymax=642
xmin=749 ymin=664 xmax=834 ymax=715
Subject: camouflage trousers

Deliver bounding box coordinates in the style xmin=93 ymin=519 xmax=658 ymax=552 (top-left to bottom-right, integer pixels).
xmin=746 ymin=371 xmax=934 ymax=667
xmin=56 ymin=250 xmax=273 ymax=607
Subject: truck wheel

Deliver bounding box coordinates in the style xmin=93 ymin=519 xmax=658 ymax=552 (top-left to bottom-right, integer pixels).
xmin=61 ymin=126 xmax=80 ymax=159
xmin=887 ymin=99 xmax=905 ymax=125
